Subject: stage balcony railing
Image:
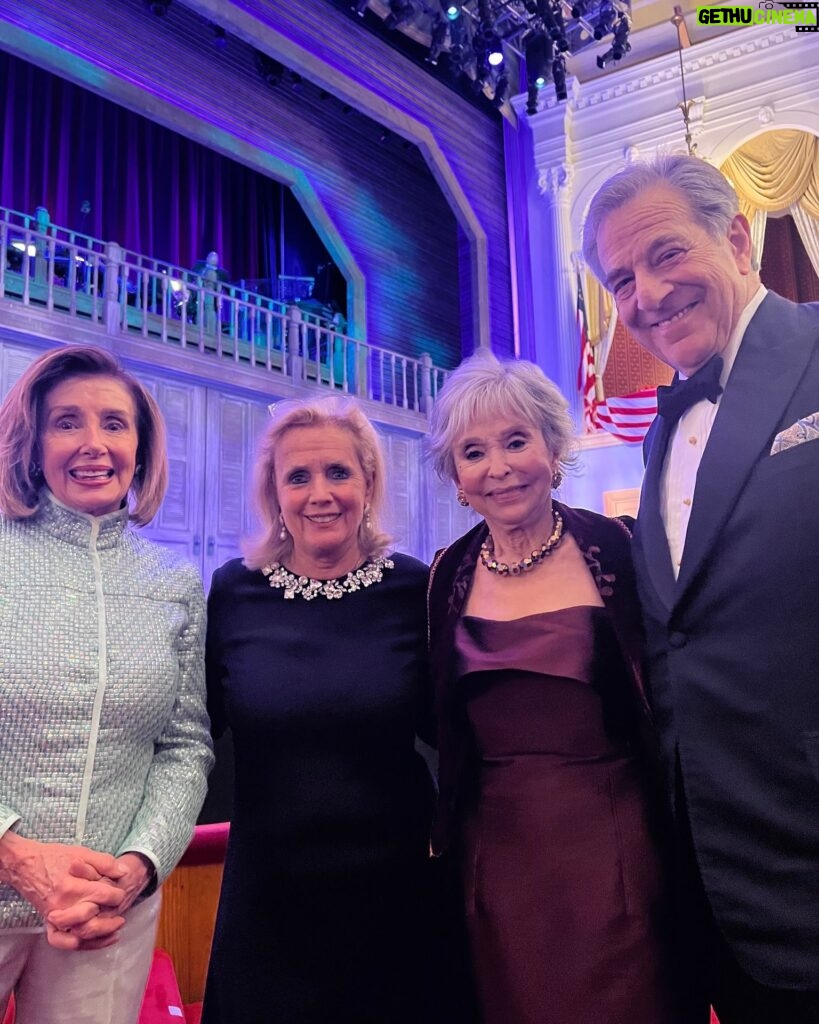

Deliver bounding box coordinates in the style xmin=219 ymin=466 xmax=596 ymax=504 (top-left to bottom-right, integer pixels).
xmin=0 ymin=205 xmax=448 ymax=415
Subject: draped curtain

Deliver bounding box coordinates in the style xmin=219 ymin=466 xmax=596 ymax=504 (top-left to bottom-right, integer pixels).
xmin=721 ymin=129 xmax=819 ymax=276
xmin=583 ymin=271 xmax=616 ymax=400
xmin=0 ymin=50 xmax=282 ymax=284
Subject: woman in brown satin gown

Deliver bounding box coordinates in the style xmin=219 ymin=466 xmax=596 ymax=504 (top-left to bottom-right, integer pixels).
xmin=426 ymin=352 xmax=680 ymax=1024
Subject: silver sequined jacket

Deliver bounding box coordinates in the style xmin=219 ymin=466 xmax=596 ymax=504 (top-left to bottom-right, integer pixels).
xmin=0 ymin=494 xmax=214 ymax=930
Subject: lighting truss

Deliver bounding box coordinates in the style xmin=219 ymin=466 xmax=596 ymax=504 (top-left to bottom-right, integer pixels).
xmin=372 ymin=0 xmax=633 ymax=108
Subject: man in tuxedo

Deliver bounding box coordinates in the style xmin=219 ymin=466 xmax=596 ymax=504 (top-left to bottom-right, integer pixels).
xmin=582 ymin=155 xmax=819 ymax=1024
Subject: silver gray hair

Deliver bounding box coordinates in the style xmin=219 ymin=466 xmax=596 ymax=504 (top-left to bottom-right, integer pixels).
xmin=582 ymin=154 xmax=756 ymax=282
xmin=426 ymin=351 xmax=577 ymax=482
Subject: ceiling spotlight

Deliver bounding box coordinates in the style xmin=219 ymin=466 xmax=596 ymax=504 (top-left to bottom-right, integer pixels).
xmin=445 ymin=3 xmax=461 ymax=19
xmin=526 ymin=31 xmax=552 ymax=92
xmin=352 ymin=0 xmax=369 ymax=13
xmin=485 ymin=35 xmax=504 ymax=65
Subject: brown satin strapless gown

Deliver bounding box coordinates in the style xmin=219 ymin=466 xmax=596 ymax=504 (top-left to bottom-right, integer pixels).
xmin=455 ymin=605 xmax=675 ymax=1024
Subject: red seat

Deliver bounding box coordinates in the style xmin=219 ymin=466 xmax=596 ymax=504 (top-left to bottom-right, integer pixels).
xmin=138 ymin=948 xmax=186 ymax=1023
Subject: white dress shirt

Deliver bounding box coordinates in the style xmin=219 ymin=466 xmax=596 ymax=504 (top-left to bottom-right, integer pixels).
xmin=660 ymin=285 xmax=767 ymax=576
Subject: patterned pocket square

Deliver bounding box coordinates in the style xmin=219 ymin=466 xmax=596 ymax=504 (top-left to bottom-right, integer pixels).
xmin=770 ymin=412 xmax=819 ymax=455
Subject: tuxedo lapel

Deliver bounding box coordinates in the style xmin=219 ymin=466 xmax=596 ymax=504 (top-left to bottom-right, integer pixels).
xmin=677 ymin=294 xmax=815 ymax=596
xmin=634 ymin=415 xmax=677 ymax=610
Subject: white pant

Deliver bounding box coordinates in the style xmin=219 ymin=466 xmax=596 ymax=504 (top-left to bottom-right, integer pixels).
xmin=0 ymin=890 xmax=161 ymax=1024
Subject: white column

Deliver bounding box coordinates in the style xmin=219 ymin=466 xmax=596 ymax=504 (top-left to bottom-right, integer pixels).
xmin=536 ymin=163 xmax=581 ymax=423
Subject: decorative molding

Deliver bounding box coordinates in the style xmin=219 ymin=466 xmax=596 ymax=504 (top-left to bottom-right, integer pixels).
xmin=571 ymin=29 xmax=797 ymax=113
xmin=537 ymin=164 xmax=572 ymax=198
xmin=687 ymin=97 xmax=706 ymax=131
xmin=758 ymin=103 xmax=776 ymax=124
xmin=602 ymin=487 xmax=641 ymax=517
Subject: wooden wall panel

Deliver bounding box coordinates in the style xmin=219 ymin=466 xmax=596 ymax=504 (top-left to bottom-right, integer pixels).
xmin=156 ymin=863 xmax=224 ymax=1005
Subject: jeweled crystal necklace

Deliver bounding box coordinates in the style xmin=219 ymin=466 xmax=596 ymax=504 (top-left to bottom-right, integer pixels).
xmin=262 ymin=556 xmax=395 ymax=600
xmin=480 ymin=507 xmax=565 ymax=577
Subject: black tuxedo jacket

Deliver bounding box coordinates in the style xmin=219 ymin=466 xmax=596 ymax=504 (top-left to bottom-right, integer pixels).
xmin=634 ymin=291 xmax=819 ymax=989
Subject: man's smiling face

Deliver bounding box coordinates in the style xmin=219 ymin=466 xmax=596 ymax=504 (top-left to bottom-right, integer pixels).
xmin=596 ymin=183 xmax=755 ymax=376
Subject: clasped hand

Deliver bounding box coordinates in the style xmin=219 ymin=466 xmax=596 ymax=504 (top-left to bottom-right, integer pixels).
xmin=0 ymin=835 xmax=152 ymax=951
xmin=46 ymin=850 xmax=153 ymax=950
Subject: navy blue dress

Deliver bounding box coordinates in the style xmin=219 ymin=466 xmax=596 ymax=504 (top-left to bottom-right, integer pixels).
xmin=201 ymin=553 xmax=437 ymax=1024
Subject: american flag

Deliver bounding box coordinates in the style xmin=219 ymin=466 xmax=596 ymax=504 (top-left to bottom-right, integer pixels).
xmin=577 ymin=272 xmax=658 ymax=444
xmin=594 ymin=389 xmax=659 ymax=444
xmin=576 ymin=272 xmax=599 ymax=432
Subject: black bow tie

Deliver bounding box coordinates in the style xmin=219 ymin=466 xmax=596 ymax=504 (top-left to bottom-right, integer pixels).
xmin=656 ymin=355 xmax=724 ymax=425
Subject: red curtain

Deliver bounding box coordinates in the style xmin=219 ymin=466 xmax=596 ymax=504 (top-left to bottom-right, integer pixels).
xmin=760 ymin=214 xmax=819 ymax=305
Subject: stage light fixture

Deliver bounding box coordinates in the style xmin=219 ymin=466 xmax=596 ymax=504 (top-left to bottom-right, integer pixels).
xmin=413 ymin=0 xmax=633 ymax=106
xmin=490 ymin=72 xmax=509 ymax=107
xmin=525 ymin=31 xmax=552 ymax=94
xmin=426 ymin=18 xmax=449 ymax=64
xmin=593 ymin=1 xmax=617 ymax=39
xmin=552 ymin=53 xmax=567 ymax=100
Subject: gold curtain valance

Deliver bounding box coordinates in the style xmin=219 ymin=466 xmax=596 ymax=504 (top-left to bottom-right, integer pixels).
xmin=720 ymin=129 xmax=819 ymax=221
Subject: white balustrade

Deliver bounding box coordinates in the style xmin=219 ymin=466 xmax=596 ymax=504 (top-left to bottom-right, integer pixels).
xmin=0 ymin=204 xmax=446 ymax=414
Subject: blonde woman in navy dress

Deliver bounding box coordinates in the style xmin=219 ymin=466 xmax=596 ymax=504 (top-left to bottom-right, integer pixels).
xmin=202 ymin=396 xmax=443 ymax=1024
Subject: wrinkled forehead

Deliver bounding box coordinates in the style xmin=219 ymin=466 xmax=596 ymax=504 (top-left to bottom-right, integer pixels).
xmin=596 ymin=184 xmax=699 ymax=276
xmin=42 ymin=373 xmax=138 ymax=416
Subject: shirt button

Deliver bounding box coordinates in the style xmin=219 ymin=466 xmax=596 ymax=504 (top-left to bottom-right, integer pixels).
xmin=682 ymin=497 xmax=692 ymax=506
xmin=688 ymin=436 xmax=698 ymax=446
xmin=669 ymin=631 xmax=687 ymax=648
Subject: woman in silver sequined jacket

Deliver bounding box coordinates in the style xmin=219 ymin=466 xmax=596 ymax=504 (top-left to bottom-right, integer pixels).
xmin=0 ymin=345 xmax=213 ymax=1024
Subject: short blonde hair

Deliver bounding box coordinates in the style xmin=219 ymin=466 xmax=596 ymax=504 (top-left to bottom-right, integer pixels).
xmin=426 ymin=351 xmax=577 ymax=481
xmin=243 ymin=395 xmax=392 ymax=570
xmin=0 ymin=345 xmax=168 ymax=525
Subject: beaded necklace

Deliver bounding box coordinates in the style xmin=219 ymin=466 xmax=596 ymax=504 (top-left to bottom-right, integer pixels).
xmin=262 ymin=556 xmax=395 ymax=600
xmin=479 ymin=507 xmax=565 ymax=577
